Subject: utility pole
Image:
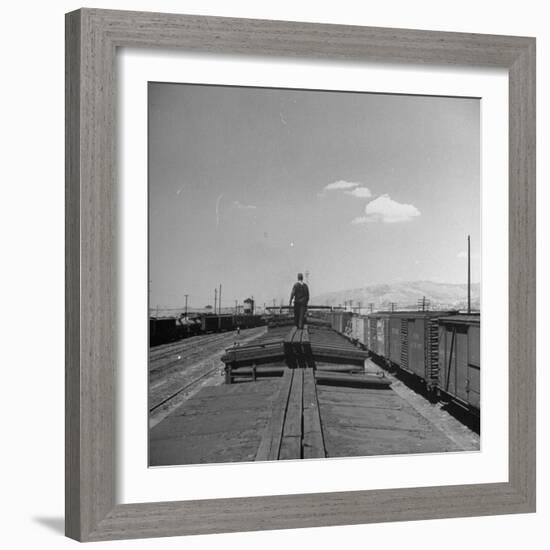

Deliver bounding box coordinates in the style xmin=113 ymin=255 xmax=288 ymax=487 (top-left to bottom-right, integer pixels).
xmin=214 ymin=288 xmax=217 ymax=313
xmin=418 ymin=296 xmax=430 ymax=311
xmin=467 ymin=235 xmax=471 ymax=314
xmin=219 ymin=284 xmax=222 ymax=314
xmin=184 ymin=294 xmax=188 ymax=318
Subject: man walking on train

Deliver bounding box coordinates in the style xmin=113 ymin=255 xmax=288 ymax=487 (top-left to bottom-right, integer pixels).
xmin=289 ymin=273 xmax=310 ymax=329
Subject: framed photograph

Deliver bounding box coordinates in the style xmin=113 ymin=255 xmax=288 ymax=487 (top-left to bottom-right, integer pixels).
xmin=65 ymin=8 xmax=536 ymax=542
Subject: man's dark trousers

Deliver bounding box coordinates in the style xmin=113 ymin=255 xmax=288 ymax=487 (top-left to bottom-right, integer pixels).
xmin=294 ymin=302 xmax=307 ymax=329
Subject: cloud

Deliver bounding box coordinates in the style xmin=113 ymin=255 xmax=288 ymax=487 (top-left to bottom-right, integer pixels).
xmin=233 ymin=200 xmax=257 ymax=210
xmin=352 ymin=194 xmax=421 ymax=224
xmin=320 ymin=180 xmax=371 ymax=199
xmin=345 ymin=186 xmax=372 ymax=199
xmin=324 ymin=180 xmax=360 ymax=191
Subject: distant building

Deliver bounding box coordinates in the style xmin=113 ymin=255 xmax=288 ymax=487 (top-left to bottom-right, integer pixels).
xmin=243 ymin=298 xmax=254 ymax=315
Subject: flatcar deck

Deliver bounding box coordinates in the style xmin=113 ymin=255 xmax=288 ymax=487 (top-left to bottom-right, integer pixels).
xmin=150 ymin=365 xmax=464 ymax=465
xmin=318 ymin=384 xmax=459 ymax=457
xmin=150 ymin=323 xmax=472 ymax=466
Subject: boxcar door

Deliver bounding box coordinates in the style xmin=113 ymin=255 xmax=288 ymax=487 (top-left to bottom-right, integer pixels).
xmin=440 ymin=325 xmax=457 ymax=396
xmin=408 ymin=319 xmax=425 ymax=379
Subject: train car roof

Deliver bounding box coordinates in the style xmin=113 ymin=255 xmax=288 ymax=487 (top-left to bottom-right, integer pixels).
xmin=365 ymin=310 xmax=459 ymax=318
xmin=150 ymin=315 xmax=178 ymax=321
xmin=438 ymin=314 xmax=480 ymax=325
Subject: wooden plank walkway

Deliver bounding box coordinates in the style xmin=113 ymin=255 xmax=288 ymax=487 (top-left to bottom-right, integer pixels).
xmin=302 ymin=369 xmax=326 ymax=459
xmin=255 ymin=369 xmax=294 ymax=461
xmin=255 ymin=368 xmax=326 ymax=461
xmin=279 ymin=369 xmax=304 ymax=459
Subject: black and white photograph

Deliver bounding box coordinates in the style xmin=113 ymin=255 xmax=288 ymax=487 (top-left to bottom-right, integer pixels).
xmin=148 ymin=82 xmax=481 ymax=466
xmin=3 ymin=0 xmax=542 ymax=546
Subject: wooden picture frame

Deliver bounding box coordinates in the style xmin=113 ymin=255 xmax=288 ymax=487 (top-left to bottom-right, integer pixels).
xmin=65 ymin=8 xmax=536 ymax=542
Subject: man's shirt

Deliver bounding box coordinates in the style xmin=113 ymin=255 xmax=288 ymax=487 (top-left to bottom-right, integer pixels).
xmin=290 ymin=282 xmax=310 ymax=305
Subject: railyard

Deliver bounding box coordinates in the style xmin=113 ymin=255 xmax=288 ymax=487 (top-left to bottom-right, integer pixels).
xmin=149 ymin=327 xmax=266 ymax=427
xmin=149 ymin=312 xmax=479 ymax=466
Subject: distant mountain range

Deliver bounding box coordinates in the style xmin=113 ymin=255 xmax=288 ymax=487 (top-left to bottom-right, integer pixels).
xmin=312 ymin=281 xmax=480 ymax=312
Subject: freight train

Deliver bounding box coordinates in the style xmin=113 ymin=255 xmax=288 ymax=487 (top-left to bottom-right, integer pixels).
xmin=322 ymin=310 xmax=480 ymax=416
xmin=149 ymin=313 xmax=266 ymax=347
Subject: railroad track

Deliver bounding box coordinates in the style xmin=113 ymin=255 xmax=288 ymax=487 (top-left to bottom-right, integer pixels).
xmin=150 ymin=339 xmax=232 ymax=378
xmin=149 ymin=327 xmax=266 ymax=426
xmin=149 ymin=332 xmax=232 ymax=366
xmin=149 ymin=329 xmax=263 ymax=376
xmin=150 ymin=364 xmax=220 ymax=413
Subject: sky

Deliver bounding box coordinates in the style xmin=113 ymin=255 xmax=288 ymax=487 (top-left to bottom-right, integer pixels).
xmin=148 ymin=82 xmax=480 ymax=310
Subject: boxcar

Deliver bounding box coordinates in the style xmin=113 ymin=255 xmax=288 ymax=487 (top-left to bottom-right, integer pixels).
xmin=331 ymin=312 xmax=351 ymax=334
xmin=219 ymin=314 xmax=235 ymax=331
xmin=150 ymin=317 xmax=178 ymax=346
xmin=398 ymin=311 xmax=457 ymax=388
xmin=235 ymin=314 xmax=250 ymax=329
xmin=365 ymin=313 xmax=391 ymax=358
xmin=236 ymin=314 xmax=265 ymax=329
xmin=438 ymin=315 xmax=480 ymax=413
xmin=233 ymin=314 xmax=245 ymax=328
xmin=364 ymin=310 xmax=458 ymax=390
xmin=200 ymin=314 xmax=220 ymax=333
